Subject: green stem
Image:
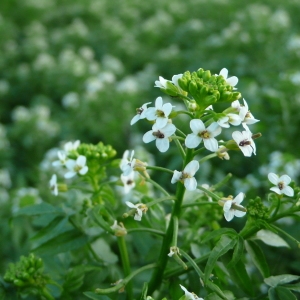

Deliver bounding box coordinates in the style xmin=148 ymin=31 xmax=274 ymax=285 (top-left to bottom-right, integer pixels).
xmin=171 ymin=216 xmax=179 ymax=246
xmin=179 ymin=249 xmax=204 ymax=277
xmin=197 ymin=185 xmax=221 ymax=201
xmin=146 ymin=165 xmax=174 ymax=175
xmin=199 ymin=153 xmax=217 ymax=163
xmin=172 ymin=136 xmax=185 ymax=141
xmin=176 ymin=110 xmax=194 ymax=118
xmin=193 ymin=147 xmax=206 ymax=157
xmin=176 ymin=127 xmax=187 ymax=138
xmin=145 ymin=178 xmax=170 ymax=196
xmin=270 ymin=194 xmax=282 ymax=218
xmin=147 ymin=149 xmax=194 ymax=295
xmin=173 ymin=139 xmax=186 ymax=160
xmin=95 ymin=263 xmax=156 ymax=294
xmin=147 ymin=196 xmax=176 ymax=207
xmin=126 ymin=227 xmax=165 ymax=237
xmin=182 ymin=201 xmax=220 ymax=208
xmin=117 ymin=236 xmax=133 ymax=300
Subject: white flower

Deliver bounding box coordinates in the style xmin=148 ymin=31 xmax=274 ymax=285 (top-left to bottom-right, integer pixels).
xmin=232 ymin=130 xmax=256 ymax=157
xmin=171 ymin=160 xmax=199 ymax=191
xmin=130 ymin=102 xmax=151 ymax=125
xmin=64 ymin=140 xmax=80 ymax=152
xmin=120 ymin=150 xmax=136 ymax=176
xmin=154 ymin=76 xmax=169 ymax=89
xmin=110 ymin=220 xmax=127 ymax=236
xmin=125 ymin=201 xmax=148 ymax=221
xmin=179 ymin=284 xmax=203 ymax=300
xmin=52 ymin=150 xmax=68 ymax=167
xmin=49 ymin=174 xmax=58 ymax=196
xmin=219 ymin=68 xmax=238 ymax=89
xmin=143 ymin=123 xmax=176 ymax=153
xmin=145 ymin=97 xmax=173 ymax=128
xmin=64 ymin=155 xmax=88 ymax=178
xmin=185 ymin=120 xmax=221 ymax=152
xmin=268 ymin=173 xmax=294 ymax=197
xmin=223 ymin=192 xmax=247 ymax=222
xmin=121 ymin=172 xmax=135 ymax=194
xmin=217 ymin=113 xmax=242 ymax=128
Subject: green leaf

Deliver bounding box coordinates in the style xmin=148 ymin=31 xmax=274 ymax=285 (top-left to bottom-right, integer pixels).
xmin=206 ymin=281 xmax=228 ymax=299
xmin=14 ymin=202 xmax=64 ymax=216
xmin=206 ymin=290 xmax=235 ymax=300
xmin=204 ymin=234 xmax=237 ymax=284
xmin=32 ymin=229 xmax=89 ymax=255
xmin=227 ymin=236 xmax=244 ymax=269
xmin=245 ymin=240 xmax=270 ymax=278
xmin=87 ymin=206 xmax=114 ymax=234
xmin=255 ymin=230 xmax=290 ymax=248
xmin=268 ymin=286 xmax=297 ymax=300
xmin=201 ymin=228 xmax=237 ymax=244
xmin=284 ymin=282 xmax=300 ymax=293
xmin=83 ymin=292 xmax=111 ymax=300
xmin=265 ymin=274 xmax=300 ymax=287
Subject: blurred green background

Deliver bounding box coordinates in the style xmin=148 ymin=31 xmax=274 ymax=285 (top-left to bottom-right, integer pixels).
xmin=1 ymin=0 xmax=300 ymax=295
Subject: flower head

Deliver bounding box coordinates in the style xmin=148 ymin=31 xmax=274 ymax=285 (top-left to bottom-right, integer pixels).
xmin=143 ymin=123 xmax=176 ymax=152
xmin=52 ymin=150 xmax=68 ymax=167
xmin=232 ymin=130 xmax=256 ymax=157
xmin=120 ymin=150 xmax=136 ymax=176
xmin=125 ymin=201 xmax=148 ymax=221
xmin=171 ymin=160 xmax=200 ymax=191
xmin=221 ymin=192 xmax=247 ymax=222
xmin=219 ymin=68 xmax=238 ymax=89
xmin=110 ymin=220 xmax=127 ymax=236
xmin=268 ymin=173 xmax=294 ymax=197
xmin=64 ymin=155 xmax=88 ymax=178
xmin=130 ymin=102 xmax=151 ymax=125
xmin=145 ymin=97 xmax=173 ymax=128
xmin=49 ymin=174 xmax=58 ymax=196
xmin=64 ymin=140 xmax=80 ymax=152
xmin=185 ymin=120 xmax=221 ymax=152
xmin=121 ymin=172 xmax=135 ymax=194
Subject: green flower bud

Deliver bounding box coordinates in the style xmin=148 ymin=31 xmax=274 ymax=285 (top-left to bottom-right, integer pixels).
xmin=13 ymin=279 xmax=26 ymax=287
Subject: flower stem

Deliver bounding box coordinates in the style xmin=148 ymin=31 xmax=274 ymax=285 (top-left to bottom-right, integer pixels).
xmin=146 ymin=165 xmax=174 ymax=175
xmin=117 ymin=236 xmax=133 ymax=300
xmin=145 ymin=178 xmax=170 ymax=196
xmin=147 ymin=149 xmax=194 ymax=295
xmin=199 ymin=153 xmax=217 ymax=163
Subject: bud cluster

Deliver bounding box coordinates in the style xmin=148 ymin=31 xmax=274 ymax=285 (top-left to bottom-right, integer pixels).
xmin=247 ymin=197 xmax=269 ymax=219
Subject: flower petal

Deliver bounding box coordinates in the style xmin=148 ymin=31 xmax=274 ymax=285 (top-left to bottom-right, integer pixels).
xmin=185 ymin=134 xmax=201 ymax=149
xmin=224 ymin=210 xmax=235 ymax=222
xmin=184 ymin=177 xmax=197 ymax=191
xmin=143 ymin=130 xmax=156 ymax=143
xmin=268 ymin=173 xmax=279 ymax=185
xmin=184 ymin=160 xmax=199 ymax=176
xmin=203 ymin=138 xmax=218 ymax=152
xmin=190 ymin=119 xmax=205 ymax=133
xmin=156 ymin=138 xmax=169 ymax=152
xmin=234 ymin=192 xmax=244 ymax=205
xmin=282 ymin=186 xmax=294 ymax=197
xmin=171 ymin=171 xmax=182 ymax=184
xmin=279 ymin=174 xmax=291 ymax=185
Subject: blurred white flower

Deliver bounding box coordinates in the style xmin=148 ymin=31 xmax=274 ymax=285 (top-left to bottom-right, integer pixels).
xmin=223 ymin=192 xmax=247 ymax=222
xmin=49 ymin=174 xmax=58 ymax=196
xmin=219 ymin=68 xmax=238 ymax=89
xmin=52 ymin=151 xmax=68 ymax=167
xmin=232 ymin=130 xmax=256 ymax=157
xmin=125 ymin=201 xmax=148 ymax=221
xmin=268 ymin=173 xmax=294 ymax=197
xmin=121 ymin=172 xmax=135 ymax=194
xmin=120 ymin=150 xmax=136 ymax=176
xmin=64 ymin=155 xmax=88 ymax=178
xmin=64 ymin=140 xmax=80 ymax=152
xmin=130 ymin=102 xmax=151 ymax=125
xmin=179 ymin=284 xmax=203 ymax=300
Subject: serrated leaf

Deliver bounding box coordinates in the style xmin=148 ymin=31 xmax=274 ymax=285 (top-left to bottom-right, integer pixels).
xmin=32 ymin=229 xmax=89 ymax=255
xmin=14 ymin=202 xmax=64 ymax=216
xmin=201 ymin=228 xmax=237 ymax=244
xmin=83 ymin=292 xmax=111 ymax=300
xmin=265 ymin=274 xmax=300 ymax=287
xmin=255 ymin=230 xmax=290 ymax=248
xmin=245 ymin=240 xmax=270 ymax=278
xmin=204 ymin=235 xmax=237 ymax=283
xmin=227 ymin=236 xmax=244 ymax=268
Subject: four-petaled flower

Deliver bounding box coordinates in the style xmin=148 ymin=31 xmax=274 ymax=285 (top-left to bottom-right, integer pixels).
xmin=64 ymin=140 xmax=80 ymax=152
xmin=145 ymin=96 xmax=173 ymax=128
xmin=64 ymin=155 xmax=88 ymax=178
xmin=223 ymin=192 xmax=247 ymax=222
xmin=121 ymin=172 xmax=135 ymax=194
xmin=143 ymin=123 xmax=176 ymax=153
xmin=49 ymin=174 xmax=58 ymax=196
xmin=219 ymin=68 xmax=238 ymax=89
xmin=179 ymin=284 xmax=203 ymax=300
xmin=185 ymin=119 xmax=221 ymax=152
xmin=120 ymin=150 xmax=136 ymax=176
xmin=130 ymin=102 xmax=151 ymax=125
xmin=171 ymin=160 xmax=200 ymax=191
xmin=125 ymin=201 xmax=148 ymax=221
xmin=52 ymin=150 xmax=68 ymax=167
xmin=232 ymin=130 xmax=256 ymax=157
xmin=268 ymin=173 xmax=294 ymax=197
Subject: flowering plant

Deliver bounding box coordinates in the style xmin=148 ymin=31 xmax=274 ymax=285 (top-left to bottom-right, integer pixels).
xmin=3 ymin=67 xmax=300 ymax=300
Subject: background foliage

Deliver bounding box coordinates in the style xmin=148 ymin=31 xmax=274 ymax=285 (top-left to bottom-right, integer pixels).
xmin=1 ymin=0 xmax=300 ymax=299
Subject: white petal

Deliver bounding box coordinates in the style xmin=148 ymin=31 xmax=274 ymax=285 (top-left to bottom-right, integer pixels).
xmin=240 ymin=145 xmax=253 ymax=157
xmin=184 ymin=160 xmax=199 ymax=176
xmin=234 ymin=210 xmax=246 ymax=218
xmin=185 ymin=134 xmax=202 ymax=149
xmin=143 ymin=130 xmax=156 ymax=143
xmin=184 ymin=177 xmax=197 ymax=191
xmin=234 ymin=192 xmax=244 ymax=205
xmin=224 ymin=210 xmax=235 ymax=222
xmin=65 ymin=159 xmax=76 ymax=170
xmin=270 ymin=186 xmax=283 ymax=194
xmin=155 ymin=96 xmax=163 ymax=109
xmin=79 ymin=166 xmax=88 ymax=175
xmin=130 ymin=114 xmax=140 ymax=125
xmin=156 ymin=138 xmax=169 ymax=152
xmin=155 ymin=117 xmax=168 ymax=129
xmin=232 ymin=131 xmax=243 ymax=143
xmin=171 ymin=171 xmax=182 ymax=183
xmin=282 ymin=186 xmax=294 ymax=197
xmin=219 ymin=68 xmax=228 ymax=78
xmin=145 ymin=107 xmax=156 ymax=121
xmin=190 ymin=119 xmax=205 ymax=133
xmin=203 ymin=138 xmax=218 ymax=152
xmin=227 ymin=76 xmax=238 ymax=87
xmin=279 ymin=174 xmax=292 ymax=185
xmin=77 ymin=155 xmax=86 ymax=167
xmin=162 ymin=123 xmax=176 ymax=137
xmin=268 ymin=173 xmax=279 ymax=185
xmin=126 ymin=201 xmax=136 ymax=209
xmin=64 ymin=171 xmax=76 ymax=179
xmin=162 ymin=102 xmax=173 ymax=117
xmin=223 ymin=200 xmax=232 ymax=212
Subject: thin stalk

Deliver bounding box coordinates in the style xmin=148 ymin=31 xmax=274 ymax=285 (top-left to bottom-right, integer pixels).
xmin=146 ymin=165 xmax=174 ymax=175
xmin=147 ymin=149 xmax=194 ymax=295
xmin=180 ymin=249 xmax=204 ymax=277
xmin=199 ymin=153 xmax=217 ymax=163
xmin=182 ymin=201 xmax=220 ymax=208
xmin=173 ymin=138 xmax=186 ymax=159
xmin=117 ymin=236 xmax=133 ymax=300
xmin=126 ymin=228 xmax=165 ymax=237
xmin=197 ymin=185 xmax=221 ymax=201
xmin=145 ymin=177 xmax=170 ymax=196
xmin=176 ymin=110 xmax=194 ymax=118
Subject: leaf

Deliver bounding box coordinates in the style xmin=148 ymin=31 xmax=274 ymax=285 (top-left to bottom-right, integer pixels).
xmin=255 ymin=230 xmax=290 ymax=248
xmin=32 ymin=229 xmax=89 ymax=255
xmin=14 ymin=202 xmax=64 ymax=216
xmin=245 ymin=240 xmax=270 ymax=278
xmin=87 ymin=206 xmax=114 ymax=234
xmin=204 ymin=235 xmax=237 ymax=284
xmin=268 ymin=286 xmax=297 ymax=300
xmin=227 ymin=236 xmax=244 ymax=269
xmin=206 ymin=290 xmax=235 ymax=300
xmin=284 ymin=283 xmax=300 ymax=293
xmin=201 ymin=228 xmax=237 ymax=244
xmin=83 ymin=292 xmax=111 ymax=300
xmin=265 ymin=274 xmax=300 ymax=287
xmin=206 ymin=281 xmax=228 ymax=299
